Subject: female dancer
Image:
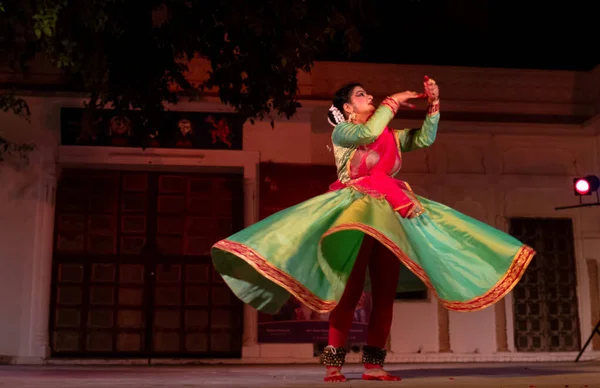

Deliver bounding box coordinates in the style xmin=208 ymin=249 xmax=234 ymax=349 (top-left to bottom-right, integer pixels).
xmin=211 ymin=76 xmax=535 ymax=382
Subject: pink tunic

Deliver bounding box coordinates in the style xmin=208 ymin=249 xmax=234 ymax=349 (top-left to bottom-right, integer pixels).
xmin=329 ymin=127 xmax=423 ymax=218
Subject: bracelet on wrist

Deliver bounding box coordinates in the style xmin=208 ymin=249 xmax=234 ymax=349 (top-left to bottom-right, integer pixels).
xmin=381 ymin=96 xmax=399 ymax=115
xmin=427 ymin=100 xmax=440 ymax=115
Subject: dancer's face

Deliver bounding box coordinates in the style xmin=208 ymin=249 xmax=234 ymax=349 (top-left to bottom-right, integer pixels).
xmin=343 ymin=86 xmax=375 ymax=123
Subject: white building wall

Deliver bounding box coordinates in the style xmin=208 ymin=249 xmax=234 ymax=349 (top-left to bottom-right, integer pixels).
xmin=1 ymin=61 xmax=600 ymax=363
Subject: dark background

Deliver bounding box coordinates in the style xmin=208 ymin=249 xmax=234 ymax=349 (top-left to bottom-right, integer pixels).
xmin=320 ymin=0 xmax=597 ymax=71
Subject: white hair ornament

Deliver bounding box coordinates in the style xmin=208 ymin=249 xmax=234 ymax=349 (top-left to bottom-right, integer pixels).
xmin=327 ymin=105 xmax=346 ymax=127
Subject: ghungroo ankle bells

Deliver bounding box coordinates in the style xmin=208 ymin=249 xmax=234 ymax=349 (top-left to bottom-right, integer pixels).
xmin=361 ymin=345 xmax=387 ymax=366
xmin=320 ymin=345 xmax=347 ymax=367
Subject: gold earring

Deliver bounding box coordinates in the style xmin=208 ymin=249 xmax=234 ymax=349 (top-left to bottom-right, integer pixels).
xmin=349 ymin=112 xmax=357 ymax=123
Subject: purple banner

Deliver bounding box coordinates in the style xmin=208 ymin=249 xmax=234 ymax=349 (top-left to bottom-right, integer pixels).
xmin=258 ymin=292 xmax=371 ymax=343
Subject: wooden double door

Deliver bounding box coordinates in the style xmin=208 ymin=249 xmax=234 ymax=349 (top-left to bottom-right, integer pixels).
xmin=49 ymin=169 xmax=244 ymax=357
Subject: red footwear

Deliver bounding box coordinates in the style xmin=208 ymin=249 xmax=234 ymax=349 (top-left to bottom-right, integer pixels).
xmin=324 ymin=367 xmax=346 ymax=383
xmin=362 ymin=373 xmax=401 ymax=381
xmin=321 ymin=346 xmax=347 ymax=382
xmin=324 ymin=374 xmax=347 ymax=382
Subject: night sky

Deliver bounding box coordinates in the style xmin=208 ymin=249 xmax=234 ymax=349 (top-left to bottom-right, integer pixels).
xmin=320 ymin=0 xmax=598 ymax=71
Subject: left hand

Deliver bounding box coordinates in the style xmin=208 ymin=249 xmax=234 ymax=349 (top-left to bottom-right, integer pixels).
xmin=423 ymin=76 xmax=439 ymax=103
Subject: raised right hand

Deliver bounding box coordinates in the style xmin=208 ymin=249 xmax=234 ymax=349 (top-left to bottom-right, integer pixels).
xmin=389 ymin=90 xmax=427 ymax=109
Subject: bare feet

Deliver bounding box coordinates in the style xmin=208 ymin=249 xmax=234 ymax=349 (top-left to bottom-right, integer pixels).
xmin=324 ymin=366 xmax=346 ymax=383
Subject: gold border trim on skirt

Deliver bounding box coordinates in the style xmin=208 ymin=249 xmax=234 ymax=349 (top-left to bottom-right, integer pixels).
xmin=213 ymin=222 xmax=535 ymax=313
xmin=213 ymin=240 xmax=338 ymax=312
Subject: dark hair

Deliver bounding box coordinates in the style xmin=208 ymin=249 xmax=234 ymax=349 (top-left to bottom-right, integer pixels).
xmin=327 ymin=82 xmax=362 ymax=126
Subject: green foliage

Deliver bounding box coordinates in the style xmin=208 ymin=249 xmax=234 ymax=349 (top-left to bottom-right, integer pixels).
xmin=0 ymin=91 xmax=31 ymax=120
xmin=0 ymin=92 xmax=35 ymax=164
xmin=0 ymin=135 xmax=36 ymax=164
xmin=1 ymin=0 xmax=367 ymax=131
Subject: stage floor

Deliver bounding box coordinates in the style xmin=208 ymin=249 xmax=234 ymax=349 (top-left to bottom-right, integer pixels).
xmin=1 ymin=362 xmax=600 ymax=387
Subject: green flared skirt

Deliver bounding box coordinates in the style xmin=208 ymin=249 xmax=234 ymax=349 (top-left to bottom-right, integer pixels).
xmin=211 ymin=187 xmax=535 ymax=314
